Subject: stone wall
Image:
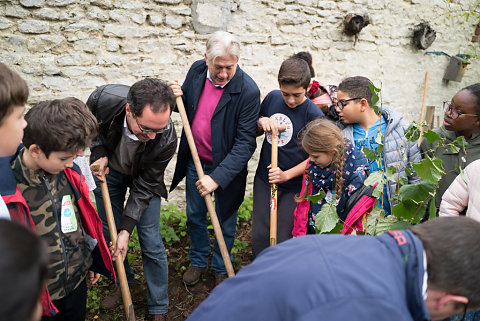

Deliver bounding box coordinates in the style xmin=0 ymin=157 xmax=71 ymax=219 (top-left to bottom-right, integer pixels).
xmin=1 ymin=0 xmax=479 ymax=207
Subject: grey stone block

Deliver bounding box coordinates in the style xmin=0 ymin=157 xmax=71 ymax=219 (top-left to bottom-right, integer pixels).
xmin=6 ymin=5 xmax=31 ymax=18
xmin=0 ymin=17 xmax=14 ymax=30
xmin=19 ymin=0 xmax=45 ymax=8
xmin=18 ymin=20 xmax=49 ymax=34
xmin=191 ymin=0 xmax=232 ymax=34
xmin=42 ymin=76 xmax=69 ymax=90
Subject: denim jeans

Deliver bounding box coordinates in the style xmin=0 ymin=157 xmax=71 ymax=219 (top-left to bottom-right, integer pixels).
xmin=185 ymin=159 xmax=237 ymax=274
xmin=93 ymin=168 xmax=168 ymax=314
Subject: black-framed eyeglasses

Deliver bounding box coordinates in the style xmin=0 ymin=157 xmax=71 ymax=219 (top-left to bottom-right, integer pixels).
xmin=133 ymin=113 xmax=171 ymax=134
xmin=443 ymin=101 xmax=480 ymax=120
xmin=335 ymin=97 xmax=362 ymax=111
xmin=459 ymin=302 xmax=468 ymax=321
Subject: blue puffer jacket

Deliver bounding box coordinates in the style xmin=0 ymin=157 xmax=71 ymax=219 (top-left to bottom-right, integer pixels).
xmin=342 ymin=106 xmax=421 ymax=208
xmin=187 ymin=230 xmax=430 ymax=321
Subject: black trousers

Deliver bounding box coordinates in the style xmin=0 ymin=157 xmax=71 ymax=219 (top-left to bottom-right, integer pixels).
xmin=42 ymin=279 xmax=87 ymax=321
xmin=251 ymin=176 xmax=298 ymax=259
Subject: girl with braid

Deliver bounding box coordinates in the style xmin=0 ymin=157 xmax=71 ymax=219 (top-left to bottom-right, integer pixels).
xmin=292 ymin=119 xmax=369 ymax=236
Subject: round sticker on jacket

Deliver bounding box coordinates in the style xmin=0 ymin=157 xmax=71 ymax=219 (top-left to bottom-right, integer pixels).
xmin=266 ymin=113 xmax=293 ymax=147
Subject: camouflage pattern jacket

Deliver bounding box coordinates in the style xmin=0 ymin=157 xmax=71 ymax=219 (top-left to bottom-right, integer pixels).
xmin=2 ymin=149 xmax=115 ymax=316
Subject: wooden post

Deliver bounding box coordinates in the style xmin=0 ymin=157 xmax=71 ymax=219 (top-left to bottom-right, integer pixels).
xmin=417 ymin=71 xmax=429 ymax=146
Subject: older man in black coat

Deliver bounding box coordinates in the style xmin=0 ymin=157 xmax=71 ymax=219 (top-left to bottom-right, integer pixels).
xmin=170 ymin=31 xmax=260 ymax=286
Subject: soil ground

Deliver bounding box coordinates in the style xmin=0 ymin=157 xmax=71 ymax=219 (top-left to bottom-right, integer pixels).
xmin=86 ymin=218 xmax=252 ymax=321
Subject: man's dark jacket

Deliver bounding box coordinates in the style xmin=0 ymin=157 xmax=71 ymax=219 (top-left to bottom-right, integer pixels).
xmin=170 ymin=59 xmax=261 ymax=219
xmin=87 ymin=84 xmax=177 ymax=233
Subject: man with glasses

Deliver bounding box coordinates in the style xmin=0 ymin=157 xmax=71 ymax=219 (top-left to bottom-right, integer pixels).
xmin=87 ymin=78 xmax=177 ymax=321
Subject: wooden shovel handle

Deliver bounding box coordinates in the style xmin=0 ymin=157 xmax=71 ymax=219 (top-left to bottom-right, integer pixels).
xmin=92 ymin=165 xmax=135 ymax=321
xmin=269 ymin=124 xmax=285 ymax=246
xmin=176 ymin=96 xmax=235 ymax=277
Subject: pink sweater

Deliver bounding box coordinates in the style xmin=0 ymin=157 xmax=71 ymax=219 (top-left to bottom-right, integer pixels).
xmin=191 ymin=78 xmax=225 ymax=162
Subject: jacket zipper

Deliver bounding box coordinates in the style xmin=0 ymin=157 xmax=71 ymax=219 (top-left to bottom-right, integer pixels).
xmin=41 ymin=174 xmax=69 ymax=292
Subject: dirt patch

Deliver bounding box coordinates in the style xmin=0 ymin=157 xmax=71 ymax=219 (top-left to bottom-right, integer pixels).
xmin=87 ymin=219 xmax=252 ymax=321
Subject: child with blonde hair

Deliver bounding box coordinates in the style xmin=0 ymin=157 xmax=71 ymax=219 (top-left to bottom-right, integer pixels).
xmin=293 ymin=119 xmax=369 ymax=236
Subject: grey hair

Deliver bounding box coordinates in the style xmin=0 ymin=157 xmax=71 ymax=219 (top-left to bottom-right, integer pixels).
xmin=205 ymin=31 xmax=240 ymax=63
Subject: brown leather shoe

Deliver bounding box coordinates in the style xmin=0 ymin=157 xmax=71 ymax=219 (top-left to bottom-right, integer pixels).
xmin=100 ymin=286 xmax=122 ymax=309
xmin=215 ymin=273 xmax=227 ymax=286
xmin=183 ymin=266 xmax=207 ymax=286
xmin=149 ymin=314 xmax=167 ymax=321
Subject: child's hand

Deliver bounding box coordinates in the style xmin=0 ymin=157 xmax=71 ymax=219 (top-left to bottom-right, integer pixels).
xmin=88 ymin=271 xmax=101 ymax=285
xmin=258 ymin=117 xmax=279 ymax=136
xmin=168 ymin=80 xmax=183 ymax=97
xmin=268 ymin=165 xmax=289 ymax=184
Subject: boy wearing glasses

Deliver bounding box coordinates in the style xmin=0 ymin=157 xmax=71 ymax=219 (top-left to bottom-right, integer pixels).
xmin=420 ymin=83 xmax=480 ymax=212
xmin=87 ymin=79 xmax=177 ymax=321
xmin=335 ymin=76 xmax=420 ymax=216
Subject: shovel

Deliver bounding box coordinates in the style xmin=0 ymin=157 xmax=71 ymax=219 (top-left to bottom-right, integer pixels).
xmin=93 ymin=165 xmax=135 ymax=321
xmin=175 ymin=96 xmax=235 ymax=278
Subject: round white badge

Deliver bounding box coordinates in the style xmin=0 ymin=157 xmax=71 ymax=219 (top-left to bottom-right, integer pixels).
xmin=266 ymin=113 xmax=293 ymax=147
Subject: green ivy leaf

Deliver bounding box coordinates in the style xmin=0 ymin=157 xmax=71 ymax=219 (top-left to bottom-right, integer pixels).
xmin=389 ymin=220 xmax=411 ymax=231
xmin=405 ymin=122 xmax=421 ymax=142
xmin=392 ymin=199 xmax=418 ymax=221
xmin=375 ymin=215 xmax=407 ymax=235
xmin=364 ymin=170 xmax=385 ymax=186
xmin=385 ymin=165 xmax=397 ymax=182
xmin=398 ymin=176 xmax=408 ymax=187
xmin=423 ymin=130 xmax=442 ymax=143
xmin=411 ymin=156 xmax=444 ymax=184
xmin=307 ymin=190 xmax=326 ymax=203
xmin=365 ymin=207 xmax=384 ymax=235
xmin=369 ymin=82 xmax=380 ymax=112
xmin=405 ymin=166 xmax=413 ymax=177
xmin=449 ymin=144 xmax=460 ymax=153
xmin=315 ymin=202 xmax=339 ymax=234
xmin=328 ymin=222 xmax=344 ymax=234
xmin=376 ymin=144 xmax=384 ymax=155
xmin=399 ymin=180 xmax=436 ymax=203
xmin=372 ymin=184 xmax=384 ymax=198
xmin=455 ymin=136 xmax=468 ymax=148
xmin=362 ymin=147 xmax=377 ymax=161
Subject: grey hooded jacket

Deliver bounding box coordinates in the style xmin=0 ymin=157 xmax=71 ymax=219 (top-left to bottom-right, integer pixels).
xmin=342 ymin=106 xmax=421 ymax=208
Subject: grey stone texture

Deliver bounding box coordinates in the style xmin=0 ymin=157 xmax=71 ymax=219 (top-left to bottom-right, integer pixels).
xmin=17 ymin=19 xmax=49 ymax=33
xmin=0 ymin=0 xmax=479 ymax=206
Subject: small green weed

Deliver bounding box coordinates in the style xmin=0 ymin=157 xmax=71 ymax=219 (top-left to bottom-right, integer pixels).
xmin=86 ymin=286 xmax=100 ymax=313
xmin=160 ymin=203 xmax=188 ymax=246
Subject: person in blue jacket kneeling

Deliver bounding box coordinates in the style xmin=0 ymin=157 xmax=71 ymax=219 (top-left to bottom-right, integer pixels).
xmin=188 ymin=217 xmax=480 ymax=321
